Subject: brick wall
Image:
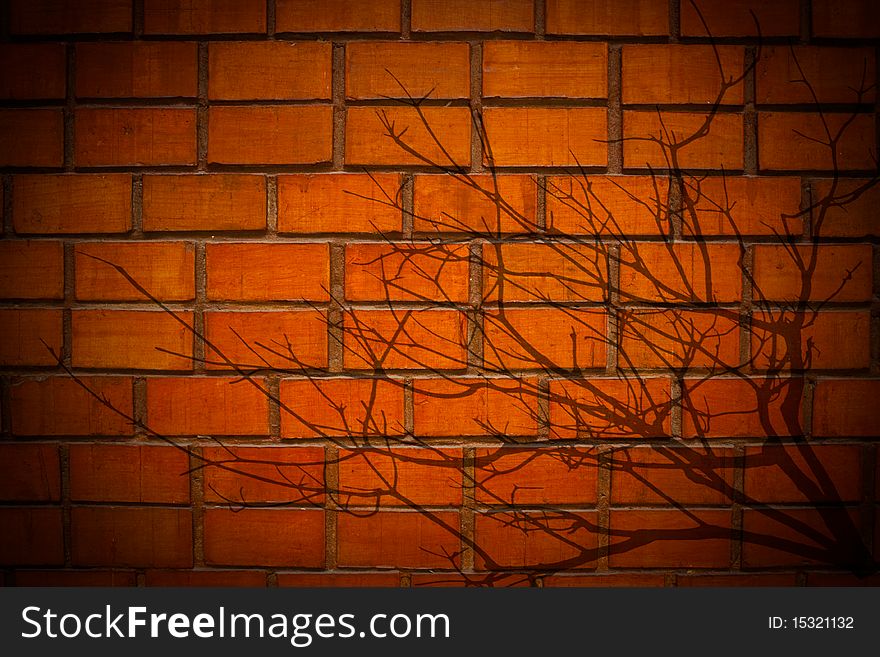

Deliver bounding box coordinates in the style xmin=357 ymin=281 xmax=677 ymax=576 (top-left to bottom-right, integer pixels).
xmin=0 ymin=0 xmax=878 ymax=587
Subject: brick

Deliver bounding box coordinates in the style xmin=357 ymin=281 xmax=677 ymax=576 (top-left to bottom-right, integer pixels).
xmin=15 ymin=570 xmax=137 ymax=586
xmin=9 ymin=376 xmax=133 ymax=436
xmin=204 ymin=509 xmax=323 ymax=567
xmin=758 ymin=112 xmax=876 ymax=171
xmin=343 ymin=309 xmax=467 ymax=370
xmin=147 ymin=376 xmax=270 ymax=436
xmin=811 ymin=179 xmax=880 ymax=237
xmin=208 ymin=41 xmax=331 ymax=100
xmin=412 ymin=0 xmax=533 ymax=32
xmin=483 ymin=41 xmax=607 ymax=99
xmin=624 ymin=111 xmax=743 ymax=169
xmin=475 ymin=511 xmax=597 ymax=570
xmin=806 ymin=573 xmax=880 ymax=587
xmin=0 ymin=241 xmax=64 ymax=299
xmin=475 ymin=447 xmax=598 ymax=505
xmin=483 ymin=243 xmax=607 ymax=302
xmin=280 ymin=378 xmax=405 ymax=438
xmin=208 ymin=106 xmax=332 ymax=165
xmin=204 ymin=310 xmax=327 ymax=370
xmin=278 ymin=173 xmax=402 ymax=234
xmin=345 ymin=242 xmax=470 ymax=302
xmin=0 ymin=309 xmax=63 ymax=367
xmin=72 ymin=310 xmax=193 ymax=370
xmin=202 ymin=446 xmax=324 ymax=505
xmin=413 ymin=174 xmax=537 ymax=234
xmin=13 ymin=174 xmax=132 ymax=234
xmin=743 ymin=444 xmax=861 ymax=504
xmin=0 ymin=109 xmax=63 ymax=167
xmin=277 ymin=573 xmax=401 ymax=587
xmin=145 ymin=570 xmax=266 ymax=587
xmin=0 ymin=508 xmax=64 ymax=566
xmin=544 ymin=573 xmax=665 ymax=587
xmin=76 ymin=41 xmax=197 ymax=98
xmin=0 ymin=444 xmax=61 ymax=502
xmin=812 ymin=380 xmax=880 ymax=437
xmin=142 ymin=174 xmax=266 ymax=232
xmin=337 ymin=511 xmax=460 ymax=568
xmin=623 ymin=45 xmax=744 ymax=105
xmin=609 ymin=510 xmax=732 ymax=568
xmin=143 ymin=0 xmax=266 ymax=34
xmin=346 ymin=42 xmax=470 ymax=100
xmin=549 ymin=377 xmax=671 ymax=439
xmin=71 ymin=507 xmax=193 ymax=568
xmin=9 ymin=0 xmax=132 ymax=34
xmin=678 ymin=573 xmax=798 ymax=586
xmin=75 ymin=108 xmax=196 ymax=166
xmin=812 ymin=0 xmax=880 ymax=38
xmin=742 ymin=508 xmax=861 ymax=567
xmin=483 ymin=307 xmax=606 ymax=371
xmin=546 ymin=0 xmax=668 ymax=35
xmin=756 ymin=47 xmax=876 ymax=105
xmin=346 ymin=106 xmax=470 ymax=166
xmin=545 ymin=175 xmax=671 ymax=236
xmin=69 ymin=444 xmax=190 ymax=503
xmin=0 ymin=44 xmax=66 ymax=99
xmin=275 ymin=0 xmax=400 ymax=32
xmin=412 ymin=573 xmax=533 ymax=587
xmin=75 ymin=241 xmax=196 ymax=301
xmin=206 ymin=243 xmax=329 ymax=301
xmin=681 ymin=0 xmax=799 ymax=37
xmin=483 ymin=107 xmax=607 ymax=167
xmin=413 ymin=377 xmax=539 ymax=437
xmin=338 ymin=448 xmax=462 ymax=506
xmin=752 ymin=244 xmax=872 ymax=302
xmin=618 ymin=243 xmax=743 ymax=303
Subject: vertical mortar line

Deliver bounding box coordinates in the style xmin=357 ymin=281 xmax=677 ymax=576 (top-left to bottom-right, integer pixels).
xmin=266 ymin=0 xmax=276 ymax=38
xmin=743 ymin=47 xmax=757 ymax=176
xmin=606 ymin=243 xmax=620 ymax=372
xmin=670 ymin=377 xmax=682 ymax=440
xmin=197 ymin=43 xmax=209 ymax=170
xmin=799 ymin=0 xmax=811 ymax=44
xmin=469 ymin=42 xmax=485 ymax=174
xmin=328 ymin=243 xmax=345 ymax=372
xmin=324 ymin=444 xmax=339 ymax=570
xmin=534 ymin=0 xmax=545 ymax=38
xmin=2 ymin=175 xmax=12 ymax=235
xmin=801 ymin=378 xmax=814 ymax=440
xmin=739 ymin=245 xmax=754 ymax=368
xmin=596 ymin=447 xmax=611 ymax=571
xmin=401 ymin=0 xmax=412 ymax=39
xmin=536 ymin=376 xmax=550 ymax=439
xmin=669 ymin=175 xmax=683 ymax=240
xmin=266 ymin=174 xmax=278 ymax=235
xmin=731 ymin=444 xmax=745 ymax=570
xmin=133 ymin=377 xmax=147 ymax=438
xmin=536 ymin=174 xmax=546 ymax=231
xmin=669 ymin=0 xmax=681 ymax=42
xmin=801 ymin=178 xmax=812 ymax=240
xmin=193 ymin=242 xmax=207 ymax=374
xmin=59 ymin=443 xmax=72 ymax=566
xmin=131 ymin=174 xmax=144 ymax=236
xmin=62 ymin=242 xmax=75 ymax=366
xmin=189 ymin=446 xmax=205 ymax=568
xmin=467 ymin=241 xmax=484 ymax=371
xmin=403 ymin=378 xmax=414 ymax=436
xmin=400 ymin=573 xmax=411 ymax=587
xmin=401 ymin=174 xmax=414 ymax=237
xmin=133 ymin=0 xmax=144 ymax=37
xmin=332 ymin=43 xmax=346 ymax=170
xmin=63 ymin=43 xmax=76 ymax=171
xmin=267 ymin=376 xmax=280 ymax=440
xmin=607 ymin=45 xmax=623 ymax=174
xmin=461 ymin=446 xmax=476 ymax=572
xmin=267 ymin=571 xmax=278 ymax=587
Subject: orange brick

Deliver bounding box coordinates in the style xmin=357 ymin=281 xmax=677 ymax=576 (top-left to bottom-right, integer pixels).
xmin=277 ymin=573 xmax=400 ymax=587
xmin=476 ymin=447 xmax=598 ymax=505
xmin=0 ymin=44 xmax=66 ymax=99
xmin=13 ymin=174 xmax=132 ymax=234
xmin=743 ymin=444 xmax=861 ymax=504
xmin=69 ymin=444 xmax=190 ymax=503
xmin=751 ymin=311 xmax=871 ymax=370
xmin=75 ymin=241 xmax=195 ymax=301
xmin=204 ymin=508 xmax=323 ymax=567
xmin=681 ymin=0 xmax=799 ymax=37
xmin=280 ymin=378 xmax=405 ymax=438
xmin=758 ymin=112 xmax=876 ymax=171
xmin=544 ymin=573 xmax=665 ymax=587
xmin=412 ymin=0 xmax=533 ymax=32
xmin=0 ymin=444 xmax=61 ymax=502
xmin=346 ymin=42 xmax=469 ymax=100
xmin=143 ymin=0 xmax=265 ymax=34
xmin=546 ymin=0 xmax=668 ymax=35
xmin=275 ymin=0 xmax=401 ymax=32
xmin=752 ymin=244 xmax=872 ymax=302
xmin=0 ymin=109 xmax=63 ymax=167
xmin=0 ymin=508 xmax=64 ymax=566
xmin=0 ymin=241 xmax=64 ymax=299
xmin=145 ymin=570 xmax=266 ymax=587
xmin=624 ymin=111 xmax=743 ymax=169
xmin=756 ymin=47 xmax=876 ymax=105
xmin=142 ymin=174 xmax=266 ymax=232
xmin=742 ymin=508 xmax=860 ymax=567
xmin=147 ymin=376 xmax=270 ymax=436
xmin=208 ymin=105 xmax=332 ymax=165
xmin=812 ymin=0 xmax=880 ymax=38
xmin=76 ymin=41 xmax=197 ymax=98
xmin=206 ymin=243 xmax=329 ymax=301
xmin=75 ymin=108 xmax=196 ymax=166
xmin=277 ymin=173 xmax=402 ymax=234
xmin=204 ymin=310 xmax=327 ymax=370
xmin=811 ymin=179 xmax=880 ymax=237
xmin=0 ymin=309 xmax=63 ymax=367
xmin=483 ymin=107 xmax=607 ymax=167
xmin=73 ymin=310 xmax=193 ymax=370
xmin=812 ymin=379 xmax=880 ymax=437
xmin=346 ymin=106 xmax=471 ymax=166
xmin=345 ymin=242 xmax=470 ymax=302
xmin=208 ymin=41 xmax=331 ymax=100
xmin=16 ymin=570 xmax=137 ymax=586
xmin=9 ymin=376 xmax=133 ymax=436
xmin=483 ymin=41 xmax=607 ymax=99
xmin=9 ymin=0 xmax=132 ymax=34
xmin=337 ymin=511 xmax=460 ymax=568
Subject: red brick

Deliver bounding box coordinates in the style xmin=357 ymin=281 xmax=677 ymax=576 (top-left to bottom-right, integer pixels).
xmin=75 ymin=108 xmax=196 ymax=166
xmin=678 ymin=573 xmax=797 ymax=586
xmin=0 ymin=309 xmax=63 ymax=367
xmin=0 ymin=508 xmax=64 ymax=566
xmin=76 ymin=41 xmax=197 ymax=98
xmin=0 ymin=44 xmax=66 ymax=99
xmin=812 ymin=0 xmax=880 ymax=38
xmin=145 ymin=570 xmax=266 ymax=587
xmin=346 ymin=106 xmax=470 ymax=166
xmin=15 ymin=570 xmax=137 ymax=586
xmin=204 ymin=508 xmax=323 ymax=567
xmin=412 ymin=573 xmax=534 ymax=587
xmin=476 ymin=447 xmax=598 ymax=505
xmin=278 ymin=173 xmax=403 ymax=234
xmin=811 ymin=179 xmax=880 ymax=238
xmin=624 ymin=111 xmax=743 ymax=170
xmin=208 ymin=41 xmax=331 ymax=100
xmin=9 ymin=0 xmax=132 ymax=34
xmin=756 ymin=47 xmax=876 ymax=105
xmin=412 ymin=0 xmax=533 ymax=32
xmin=742 ymin=508 xmax=861 ymax=567
xmin=0 ymin=444 xmax=61 ymax=502
xmin=206 ymin=243 xmax=329 ymax=302
xmin=758 ymin=112 xmax=876 ymax=171
xmin=280 ymin=378 xmax=405 ymax=438
xmin=681 ymin=0 xmax=799 ymax=37
xmin=143 ymin=0 xmax=265 ymax=34
xmin=806 ymin=572 xmax=880 ymax=587
xmin=72 ymin=309 xmax=193 ymax=370
xmin=546 ymin=0 xmax=668 ymax=35
xmin=9 ymin=376 xmax=133 ymax=436
xmin=208 ymin=106 xmax=332 ymax=165
xmin=13 ymin=174 xmax=132 ymax=234
xmin=337 ymin=511 xmax=460 ymax=568
xmin=752 ymin=244 xmax=872 ymax=302
xmin=812 ymin=380 xmax=880 ymax=437
xmin=277 ymin=573 xmax=401 ymax=587
xmin=0 ymin=241 xmax=64 ymax=299
xmin=142 ymin=174 xmax=266 ymax=232
xmin=75 ymin=241 xmax=195 ymax=302
xmin=544 ymin=573 xmax=665 ymax=587
xmin=69 ymin=444 xmax=190 ymax=503
xmin=275 ymin=0 xmax=401 ymax=32
xmin=71 ymin=506 xmax=192 ymax=568
xmin=0 ymin=109 xmax=63 ymax=167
